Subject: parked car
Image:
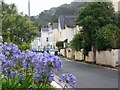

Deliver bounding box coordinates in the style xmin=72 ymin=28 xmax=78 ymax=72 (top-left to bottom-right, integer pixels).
xmin=58 ymin=52 xmax=63 ymax=56
xmin=38 ymin=48 xmax=44 ymax=52
xmin=49 ymin=49 xmax=59 ymax=55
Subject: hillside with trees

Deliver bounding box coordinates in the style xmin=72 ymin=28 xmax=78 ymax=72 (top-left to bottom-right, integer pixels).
xmin=31 ymin=2 xmax=87 ymax=26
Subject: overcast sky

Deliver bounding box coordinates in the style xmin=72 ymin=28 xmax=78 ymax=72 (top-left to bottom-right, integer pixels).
xmin=4 ymin=0 xmax=73 ymax=16
xmin=4 ymin=0 xmax=119 ymax=16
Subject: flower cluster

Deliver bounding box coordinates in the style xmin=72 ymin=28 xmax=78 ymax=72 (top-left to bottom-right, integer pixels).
xmin=0 ymin=42 xmax=21 ymax=77
xmin=0 ymin=42 xmax=76 ymax=89
xmin=59 ymin=73 xmax=76 ymax=88
xmin=0 ymin=42 xmax=62 ymax=84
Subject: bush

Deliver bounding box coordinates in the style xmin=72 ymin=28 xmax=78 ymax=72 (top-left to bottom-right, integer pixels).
xmin=103 ymin=24 xmax=120 ymax=49
xmin=0 ymin=42 xmax=76 ymax=89
xmin=96 ymin=24 xmax=120 ymax=51
xmin=56 ymin=41 xmax=64 ymax=51
xmin=0 ymin=42 xmax=61 ymax=89
xmin=69 ymin=32 xmax=83 ymax=51
xmin=18 ymin=42 xmax=30 ymax=51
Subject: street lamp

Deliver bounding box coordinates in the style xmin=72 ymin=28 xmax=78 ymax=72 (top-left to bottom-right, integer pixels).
xmin=28 ymin=0 xmax=30 ymax=19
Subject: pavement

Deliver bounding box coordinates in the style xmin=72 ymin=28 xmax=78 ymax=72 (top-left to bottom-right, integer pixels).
xmin=54 ymin=57 xmax=118 ymax=88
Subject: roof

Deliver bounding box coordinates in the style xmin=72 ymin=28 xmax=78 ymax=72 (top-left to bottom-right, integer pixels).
xmin=59 ymin=15 xmax=65 ymax=29
xmin=65 ymin=15 xmax=76 ymax=28
xmin=52 ymin=23 xmax=58 ymax=29
xmin=59 ymin=15 xmax=76 ymax=29
xmin=41 ymin=28 xmax=49 ymax=32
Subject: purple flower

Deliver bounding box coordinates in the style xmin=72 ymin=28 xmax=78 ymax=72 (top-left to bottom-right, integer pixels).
xmin=0 ymin=42 xmax=77 ymax=87
xmin=59 ymin=73 xmax=76 ymax=88
xmin=0 ymin=42 xmax=22 ymax=76
xmin=18 ymin=72 xmax=25 ymax=82
xmin=22 ymin=61 xmax=27 ymax=71
xmin=10 ymin=71 xmax=16 ymax=78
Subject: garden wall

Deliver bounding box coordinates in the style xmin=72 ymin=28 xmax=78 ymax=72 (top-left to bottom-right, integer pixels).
xmin=60 ymin=49 xmax=65 ymax=56
xmin=96 ymin=49 xmax=120 ymax=67
xmin=85 ymin=51 xmax=94 ymax=62
xmin=66 ymin=48 xmax=74 ymax=59
xmin=75 ymin=51 xmax=84 ymax=61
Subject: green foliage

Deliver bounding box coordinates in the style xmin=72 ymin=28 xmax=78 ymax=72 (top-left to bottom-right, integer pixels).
xmin=18 ymin=42 xmax=30 ymax=51
xmin=96 ymin=28 xmax=111 ymax=51
xmin=115 ymin=11 xmax=120 ymax=28
xmin=0 ymin=75 xmax=2 ymax=90
xmin=2 ymin=74 xmax=53 ymax=89
xmin=56 ymin=41 xmax=64 ymax=51
xmin=2 ymin=73 xmax=21 ymax=89
xmin=36 ymin=2 xmax=86 ymax=26
xmin=103 ymin=24 xmax=120 ymax=49
xmin=2 ymin=2 xmax=37 ymax=50
xmin=18 ymin=75 xmax=33 ymax=89
xmin=76 ymin=2 xmax=116 ymax=53
xmin=96 ymin=24 xmax=120 ymax=50
xmin=69 ymin=32 xmax=83 ymax=51
xmin=30 ymin=16 xmax=42 ymax=32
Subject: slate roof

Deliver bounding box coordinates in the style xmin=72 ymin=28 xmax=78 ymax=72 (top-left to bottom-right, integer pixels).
xmin=52 ymin=23 xmax=58 ymax=29
xmin=41 ymin=28 xmax=49 ymax=32
xmin=64 ymin=15 xmax=76 ymax=28
xmin=59 ymin=15 xmax=65 ymax=29
xmin=59 ymin=15 xmax=76 ymax=29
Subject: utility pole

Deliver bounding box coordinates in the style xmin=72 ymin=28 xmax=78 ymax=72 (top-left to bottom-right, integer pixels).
xmin=28 ymin=0 xmax=30 ymax=19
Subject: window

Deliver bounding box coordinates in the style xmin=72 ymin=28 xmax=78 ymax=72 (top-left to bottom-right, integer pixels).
xmin=46 ymin=37 xmax=48 ymax=42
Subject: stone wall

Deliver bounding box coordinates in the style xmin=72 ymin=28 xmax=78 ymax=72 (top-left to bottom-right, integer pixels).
xmin=60 ymin=49 xmax=65 ymax=56
xmin=75 ymin=51 xmax=84 ymax=61
xmin=96 ymin=49 xmax=120 ymax=67
xmin=85 ymin=51 xmax=94 ymax=62
xmin=66 ymin=48 xmax=74 ymax=58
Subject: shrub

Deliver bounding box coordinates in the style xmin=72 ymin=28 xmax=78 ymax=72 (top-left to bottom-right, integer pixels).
xmin=56 ymin=41 xmax=64 ymax=51
xmin=0 ymin=42 xmax=76 ymax=89
xmin=0 ymin=42 xmax=62 ymax=89
xmin=69 ymin=32 xmax=83 ymax=51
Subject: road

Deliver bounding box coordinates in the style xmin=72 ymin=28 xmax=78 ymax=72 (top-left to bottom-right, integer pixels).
xmin=55 ymin=58 xmax=118 ymax=88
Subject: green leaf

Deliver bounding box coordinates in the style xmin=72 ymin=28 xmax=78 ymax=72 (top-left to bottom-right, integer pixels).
xmin=18 ymin=75 xmax=33 ymax=89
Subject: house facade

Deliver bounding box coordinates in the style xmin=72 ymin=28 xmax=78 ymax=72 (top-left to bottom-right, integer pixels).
xmin=41 ymin=27 xmax=50 ymax=49
xmin=31 ymin=36 xmax=41 ymax=51
xmin=113 ymin=0 xmax=120 ymax=12
xmin=48 ymin=23 xmax=59 ymax=49
xmin=58 ymin=15 xmax=81 ymax=43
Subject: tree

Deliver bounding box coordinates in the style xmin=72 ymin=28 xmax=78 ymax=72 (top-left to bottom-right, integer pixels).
xmin=76 ymin=2 xmax=116 ymax=61
xmin=103 ymin=24 xmax=120 ymax=49
xmin=96 ymin=24 xmax=120 ymax=50
xmin=96 ymin=27 xmax=111 ymax=51
xmin=2 ymin=2 xmax=38 ymax=50
xmin=56 ymin=41 xmax=64 ymax=51
xmin=69 ymin=32 xmax=83 ymax=51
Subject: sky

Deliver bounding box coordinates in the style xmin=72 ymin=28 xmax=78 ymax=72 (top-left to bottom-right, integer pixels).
xmin=4 ymin=0 xmax=73 ymax=16
xmin=4 ymin=0 xmax=119 ymax=16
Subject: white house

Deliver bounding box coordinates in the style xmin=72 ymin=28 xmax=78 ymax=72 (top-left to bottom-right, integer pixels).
xmin=48 ymin=23 xmax=59 ymax=49
xmin=58 ymin=15 xmax=81 ymax=43
xmin=113 ymin=0 xmax=120 ymax=12
xmin=41 ymin=27 xmax=50 ymax=49
xmin=39 ymin=15 xmax=82 ymax=50
xmin=31 ymin=36 xmax=41 ymax=51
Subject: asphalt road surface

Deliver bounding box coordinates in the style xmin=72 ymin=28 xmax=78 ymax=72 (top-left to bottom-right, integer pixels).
xmin=55 ymin=58 xmax=118 ymax=88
